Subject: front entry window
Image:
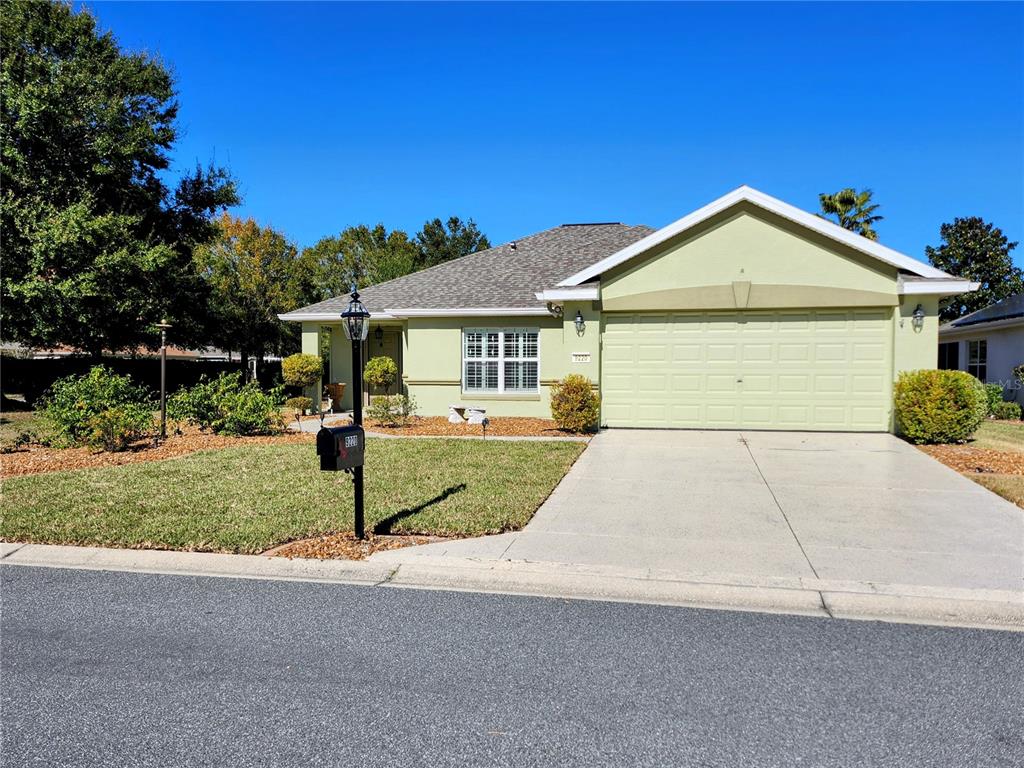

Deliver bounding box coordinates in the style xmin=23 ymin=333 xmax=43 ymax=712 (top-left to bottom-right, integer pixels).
xmin=967 ymin=339 xmax=987 ymax=381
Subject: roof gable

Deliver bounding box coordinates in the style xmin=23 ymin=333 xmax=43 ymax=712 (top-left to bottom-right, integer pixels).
xmin=558 ymin=186 xmax=952 ymax=286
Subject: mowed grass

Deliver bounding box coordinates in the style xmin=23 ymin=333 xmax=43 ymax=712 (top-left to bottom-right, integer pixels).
xmin=1 ymin=438 xmax=585 ymax=553
xmin=970 ymin=419 xmax=1024 ymax=452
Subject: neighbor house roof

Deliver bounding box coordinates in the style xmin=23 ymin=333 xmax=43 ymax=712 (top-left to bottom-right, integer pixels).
xmin=945 ymin=293 xmax=1024 ymax=329
xmin=281 ymin=223 xmax=655 ymax=320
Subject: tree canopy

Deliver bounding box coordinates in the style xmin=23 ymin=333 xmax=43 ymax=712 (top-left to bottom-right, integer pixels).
xmin=817 ymin=188 xmax=883 ymax=240
xmin=414 ymin=216 xmax=491 ymax=270
xmin=0 ymin=0 xmax=236 ymax=354
xmin=301 ymin=224 xmax=419 ymax=301
xmin=195 ymin=214 xmax=316 ymax=365
xmin=303 ymin=216 xmax=491 ymax=299
xmin=926 ymin=217 xmax=1021 ymax=321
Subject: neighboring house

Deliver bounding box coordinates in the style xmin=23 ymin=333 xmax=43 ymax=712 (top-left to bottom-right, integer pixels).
xmin=281 ymin=186 xmax=976 ymax=432
xmin=938 ymin=294 xmax=1024 ymax=403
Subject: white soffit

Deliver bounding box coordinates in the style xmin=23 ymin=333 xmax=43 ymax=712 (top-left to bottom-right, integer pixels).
xmin=558 ymin=185 xmax=954 ymax=286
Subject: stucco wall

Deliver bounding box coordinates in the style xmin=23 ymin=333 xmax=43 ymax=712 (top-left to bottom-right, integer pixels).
xmin=941 ymin=325 xmax=1024 ymax=403
xmin=401 ymin=313 xmax=597 ymax=418
xmin=893 ymin=295 xmax=940 ymax=375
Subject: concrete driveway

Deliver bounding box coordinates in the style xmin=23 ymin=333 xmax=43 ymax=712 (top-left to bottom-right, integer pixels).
xmin=376 ymin=430 xmax=1024 ymax=594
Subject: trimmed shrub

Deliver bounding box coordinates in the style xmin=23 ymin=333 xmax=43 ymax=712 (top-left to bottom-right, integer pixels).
xmin=285 ymin=396 xmax=314 ymax=419
xmin=84 ymin=405 xmax=153 ymax=452
xmin=42 ymin=366 xmax=153 ymax=447
xmin=550 ymin=374 xmax=600 ymax=433
xmin=168 ymin=372 xmax=283 ymax=436
xmin=281 ymin=353 xmax=322 ymax=389
xmin=366 ymin=394 xmax=417 ymax=427
xmin=983 ymin=382 xmax=1005 ymax=414
xmin=364 ymin=356 xmax=398 ymax=394
xmin=893 ymin=370 xmax=987 ymax=444
xmin=992 ymin=401 xmax=1022 ymax=421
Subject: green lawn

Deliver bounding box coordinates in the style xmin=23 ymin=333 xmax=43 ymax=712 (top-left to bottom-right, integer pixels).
xmin=970 ymin=419 xmax=1024 ymax=452
xmin=0 ymin=438 xmax=585 ymax=553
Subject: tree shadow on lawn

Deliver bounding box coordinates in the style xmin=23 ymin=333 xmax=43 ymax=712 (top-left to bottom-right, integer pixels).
xmin=373 ymin=483 xmax=467 ymax=535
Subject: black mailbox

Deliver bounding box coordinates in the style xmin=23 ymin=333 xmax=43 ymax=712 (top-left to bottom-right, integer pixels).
xmin=316 ymin=424 xmax=365 ymax=471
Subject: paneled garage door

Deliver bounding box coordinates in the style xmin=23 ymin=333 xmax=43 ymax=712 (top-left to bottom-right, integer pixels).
xmin=601 ymin=310 xmax=893 ymax=431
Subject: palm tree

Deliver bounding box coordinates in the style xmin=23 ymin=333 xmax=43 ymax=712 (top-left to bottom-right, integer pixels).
xmin=817 ymin=188 xmax=883 ymax=240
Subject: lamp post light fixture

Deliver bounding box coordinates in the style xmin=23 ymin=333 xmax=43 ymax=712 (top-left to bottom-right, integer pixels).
xmin=155 ymin=319 xmax=172 ymax=439
xmin=574 ymin=309 xmax=586 ymax=336
xmin=911 ymin=304 xmax=925 ymax=332
xmin=341 ymin=286 xmax=371 ymax=539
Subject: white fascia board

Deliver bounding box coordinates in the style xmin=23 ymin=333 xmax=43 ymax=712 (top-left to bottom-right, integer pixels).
xmin=384 ymin=307 xmax=552 ymax=318
xmin=558 ymin=185 xmax=952 ymax=286
xmin=277 ymin=312 xmax=398 ymax=322
xmin=899 ymin=279 xmax=979 ymax=296
xmin=534 ymin=287 xmax=600 ymax=302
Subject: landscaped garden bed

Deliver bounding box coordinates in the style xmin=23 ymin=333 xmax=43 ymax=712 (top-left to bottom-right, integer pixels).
xmin=918 ymin=420 xmax=1024 ymax=508
xmin=1 ymin=438 xmax=585 ymax=555
xmin=363 ymin=415 xmax=586 ymax=439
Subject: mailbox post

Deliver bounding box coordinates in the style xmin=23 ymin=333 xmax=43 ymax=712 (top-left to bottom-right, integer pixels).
xmin=340 ymin=285 xmax=370 ymax=539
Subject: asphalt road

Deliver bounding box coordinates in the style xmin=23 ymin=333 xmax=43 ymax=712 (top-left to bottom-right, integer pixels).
xmin=2 ymin=566 xmax=1021 ymax=768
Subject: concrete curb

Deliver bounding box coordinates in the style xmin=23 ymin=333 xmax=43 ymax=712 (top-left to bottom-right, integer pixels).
xmin=2 ymin=543 xmax=1021 ymax=631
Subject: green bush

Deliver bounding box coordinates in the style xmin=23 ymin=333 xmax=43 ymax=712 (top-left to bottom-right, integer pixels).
xmin=991 ymin=401 xmax=1022 ymax=421
xmin=285 ymin=396 xmax=314 ymax=416
xmin=983 ymin=382 xmax=1005 ymax=414
xmin=84 ymin=405 xmax=153 ymax=452
xmin=366 ymin=394 xmax=417 ymax=427
xmin=364 ymin=356 xmax=398 ymax=394
xmin=893 ymin=370 xmax=987 ymax=444
xmin=42 ymin=366 xmax=153 ymax=447
xmin=168 ymin=372 xmax=283 ymax=436
xmin=281 ymin=353 xmax=322 ymax=388
xmin=550 ymin=374 xmax=600 ymax=433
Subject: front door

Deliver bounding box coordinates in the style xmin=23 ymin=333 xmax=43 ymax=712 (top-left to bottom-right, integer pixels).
xmin=365 ymin=328 xmax=402 ymax=400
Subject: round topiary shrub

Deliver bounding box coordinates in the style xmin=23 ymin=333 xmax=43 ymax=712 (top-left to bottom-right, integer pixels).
xmin=285 ymin=396 xmax=314 ymax=418
xmin=550 ymin=374 xmax=600 ymax=433
xmin=893 ymin=370 xmax=987 ymax=444
xmin=364 ymin=356 xmax=398 ymax=394
xmin=281 ymin=353 xmax=323 ymax=388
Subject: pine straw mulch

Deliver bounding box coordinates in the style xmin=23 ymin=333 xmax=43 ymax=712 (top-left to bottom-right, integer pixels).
xmin=918 ymin=444 xmax=1024 ymax=476
xmin=265 ymin=531 xmax=449 ymax=560
xmin=365 ymin=415 xmax=586 ymax=439
xmin=0 ymin=426 xmax=315 ymax=479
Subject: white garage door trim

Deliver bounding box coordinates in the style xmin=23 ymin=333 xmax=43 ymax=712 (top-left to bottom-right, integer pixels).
xmin=601 ymin=309 xmax=894 ymax=431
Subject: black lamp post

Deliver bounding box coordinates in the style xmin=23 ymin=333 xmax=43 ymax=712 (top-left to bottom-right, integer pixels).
xmin=341 ymin=286 xmax=370 ymax=539
xmin=155 ymin=319 xmax=172 ymax=439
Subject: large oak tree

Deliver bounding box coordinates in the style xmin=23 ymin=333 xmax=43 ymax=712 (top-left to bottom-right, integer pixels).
xmin=1 ymin=0 xmax=237 ymax=355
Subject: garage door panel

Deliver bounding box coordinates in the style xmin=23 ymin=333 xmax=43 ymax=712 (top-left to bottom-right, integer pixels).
xmin=602 ymin=310 xmax=892 ymax=431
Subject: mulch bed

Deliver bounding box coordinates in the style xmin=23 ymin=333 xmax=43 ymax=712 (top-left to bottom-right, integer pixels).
xmin=0 ymin=426 xmax=314 ymax=479
xmin=364 ymin=416 xmax=583 ymax=439
xmin=265 ymin=532 xmax=447 ymax=560
xmin=919 ymin=445 xmax=1024 ymax=476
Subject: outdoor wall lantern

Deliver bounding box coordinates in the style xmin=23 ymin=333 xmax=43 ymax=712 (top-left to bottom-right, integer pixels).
xmin=574 ymin=309 xmax=586 ymax=336
xmin=912 ymin=304 xmax=925 ymax=332
xmin=374 ymin=325 xmax=384 ymax=347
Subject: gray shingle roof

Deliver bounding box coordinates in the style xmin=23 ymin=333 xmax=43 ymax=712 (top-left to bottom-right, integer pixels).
xmin=949 ymin=293 xmax=1024 ymax=328
xmin=288 ymin=223 xmax=654 ymax=316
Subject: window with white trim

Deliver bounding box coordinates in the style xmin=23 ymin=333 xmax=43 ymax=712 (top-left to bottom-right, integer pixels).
xmin=967 ymin=339 xmax=987 ymax=381
xmin=463 ymin=328 xmax=539 ymax=393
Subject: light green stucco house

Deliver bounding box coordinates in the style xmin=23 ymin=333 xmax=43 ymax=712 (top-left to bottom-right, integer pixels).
xmin=281 ymin=187 xmax=977 ymax=432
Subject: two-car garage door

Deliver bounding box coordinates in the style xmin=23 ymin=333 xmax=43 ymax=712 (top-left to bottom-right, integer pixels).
xmin=601 ymin=310 xmax=893 ymax=431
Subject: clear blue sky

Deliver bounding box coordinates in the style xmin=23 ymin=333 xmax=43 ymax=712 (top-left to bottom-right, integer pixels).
xmin=85 ymin=1 xmax=1023 ymax=265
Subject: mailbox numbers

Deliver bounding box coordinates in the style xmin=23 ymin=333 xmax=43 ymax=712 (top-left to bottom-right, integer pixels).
xmin=344 ymin=434 xmax=359 ymax=448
